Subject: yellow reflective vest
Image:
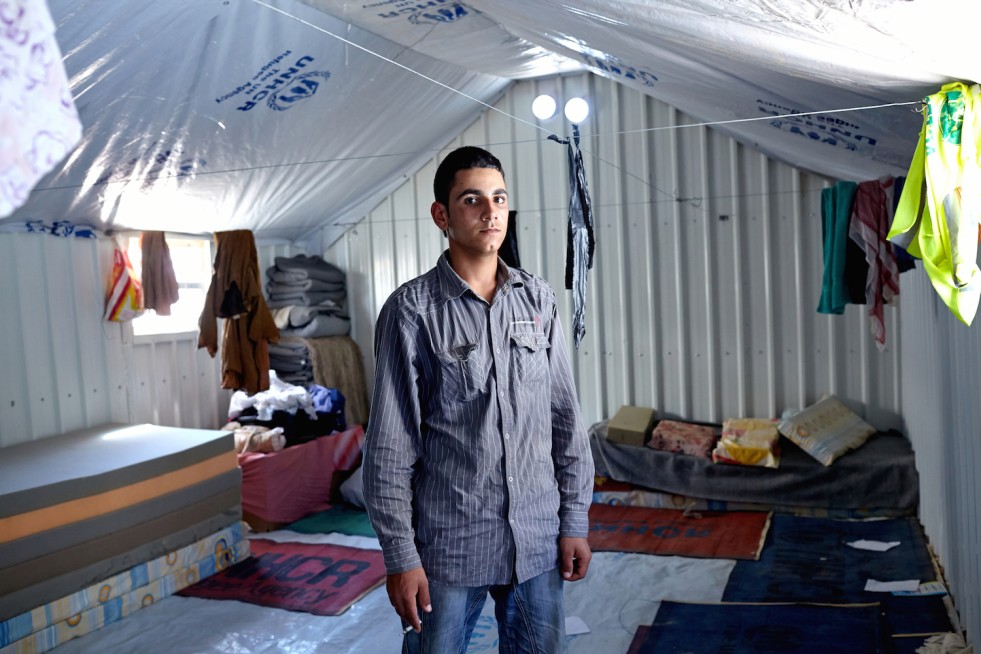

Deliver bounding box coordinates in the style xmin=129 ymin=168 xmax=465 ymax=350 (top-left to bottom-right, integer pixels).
xmin=888 ymin=81 xmax=981 ymax=325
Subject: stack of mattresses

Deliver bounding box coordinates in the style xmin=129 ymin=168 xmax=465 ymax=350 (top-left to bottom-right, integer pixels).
xmin=0 ymin=423 xmax=250 ymax=653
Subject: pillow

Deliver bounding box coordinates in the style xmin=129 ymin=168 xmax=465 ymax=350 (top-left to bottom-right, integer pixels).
xmin=712 ymin=418 xmax=780 ymax=468
xmin=340 ymin=463 xmax=366 ymax=508
xmin=647 ymin=420 xmax=717 ymax=459
xmin=777 ymin=396 xmax=876 ymax=466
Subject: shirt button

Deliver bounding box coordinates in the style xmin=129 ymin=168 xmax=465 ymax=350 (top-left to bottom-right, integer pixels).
xmin=495 ymin=348 xmax=500 ymax=353
xmin=500 ymin=391 xmax=505 ymax=397
xmin=508 ymin=476 xmax=513 ymax=482
xmin=504 ymin=433 xmax=510 ymax=439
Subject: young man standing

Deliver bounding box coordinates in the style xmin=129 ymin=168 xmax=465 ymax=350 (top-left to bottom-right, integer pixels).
xmin=363 ymin=146 xmax=594 ymax=653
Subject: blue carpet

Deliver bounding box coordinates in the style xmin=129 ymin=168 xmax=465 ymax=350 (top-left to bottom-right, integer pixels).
xmin=637 ymin=601 xmax=886 ymax=654
xmin=724 ymin=515 xmax=934 ymax=602
xmin=723 ymin=514 xmax=951 ymax=636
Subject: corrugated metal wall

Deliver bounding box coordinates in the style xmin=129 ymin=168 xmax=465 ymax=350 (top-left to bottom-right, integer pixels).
xmin=324 ymin=72 xmax=903 ymax=432
xmin=899 ymin=270 xmax=981 ymax=641
xmin=0 ymin=233 xmax=128 ymax=446
xmin=0 ymin=233 xmax=300 ymax=447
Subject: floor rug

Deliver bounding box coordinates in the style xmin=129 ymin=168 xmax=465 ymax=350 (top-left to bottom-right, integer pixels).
xmin=286 ymin=503 xmax=376 ymax=537
xmin=177 ymin=538 xmax=385 ymax=616
xmin=636 ymin=601 xmax=887 ymax=654
xmin=723 ymin=515 xmax=936 ymax=603
xmin=588 ymin=504 xmax=770 ymax=560
xmin=878 ymin=594 xmax=954 ymax=636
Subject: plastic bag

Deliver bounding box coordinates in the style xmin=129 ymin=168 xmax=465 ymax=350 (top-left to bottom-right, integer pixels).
xmin=104 ymin=236 xmax=145 ymax=321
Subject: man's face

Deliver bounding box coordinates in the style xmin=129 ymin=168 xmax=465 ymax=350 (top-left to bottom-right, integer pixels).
xmin=433 ymin=167 xmax=509 ymax=258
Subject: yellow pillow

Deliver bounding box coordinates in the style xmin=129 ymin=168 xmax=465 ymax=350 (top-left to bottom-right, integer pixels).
xmin=712 ymin=418 xmax=780 ymax=468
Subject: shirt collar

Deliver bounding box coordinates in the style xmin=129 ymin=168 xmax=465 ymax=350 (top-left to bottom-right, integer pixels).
xmin=437 ymin=250 xmax=517 ymax=301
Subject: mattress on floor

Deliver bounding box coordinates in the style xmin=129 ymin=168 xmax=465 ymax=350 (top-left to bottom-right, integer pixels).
xmin=0 ymin=423 xmax=235 ymax=521
xmin=0 ymin=522 xmax=248 ymax=648
xmin=590 ymin=420 xmax=918 ymax=513
xmin=0 ymin=539 xmax=251 ymax=654
xmin=0 ymin=422 xmax=240 ymax=623
xmin=0 ymin=484 xmax=242 ymax=602
xmin=0 ymin=505 xmax=242 ymax=624
xmin=0 ymin=469 xmax=241 ymax=571
xmin=592 ymin=483 xmax=914 ymax=519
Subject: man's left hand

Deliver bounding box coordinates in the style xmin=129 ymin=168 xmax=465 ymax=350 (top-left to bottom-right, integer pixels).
xmin=558 ymin=536 xmax=591 ymax=582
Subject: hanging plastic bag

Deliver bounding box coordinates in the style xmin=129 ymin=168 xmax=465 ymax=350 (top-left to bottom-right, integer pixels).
xmin=104 ymin=236 xmax=145 ymax=321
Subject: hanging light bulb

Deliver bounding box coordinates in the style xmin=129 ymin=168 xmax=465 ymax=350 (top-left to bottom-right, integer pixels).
xmin=564 ymin=97 xmax=589 ymax=124
xmin=532 ymin=94 xmax=557 ymax=120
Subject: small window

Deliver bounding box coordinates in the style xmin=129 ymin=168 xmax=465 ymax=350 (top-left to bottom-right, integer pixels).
xmin=126 ymin=235 xmax=212 ymax=337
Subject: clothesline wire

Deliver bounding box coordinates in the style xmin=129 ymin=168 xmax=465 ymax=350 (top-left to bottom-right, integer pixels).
xmin=33 ymin=96 xmax=914 ymax=194
xmin=594 ymin=100 xmax=921 ymax=137
xmin=324 ymin=182 xmax=829 ymax=229
xmin=23 ymin=178 xmax=834 ymax=239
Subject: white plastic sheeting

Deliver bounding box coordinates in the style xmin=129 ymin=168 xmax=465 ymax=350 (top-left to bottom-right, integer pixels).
xmin=4 ymin=0 xmax=507 ymax=243
xmin=2 ymin=0 xmax=979 ymax=243
xmin=302 ymin=0 xmax=981 ymax=183
xmin=52 ymin=530 xmax=735 ymax=654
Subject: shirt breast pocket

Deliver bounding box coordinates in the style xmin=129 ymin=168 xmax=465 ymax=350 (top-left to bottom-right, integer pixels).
xmin=437 ymin=343 xmax=483 ymax=402
xmin=509 ymin=332 xmax=550 ymax=385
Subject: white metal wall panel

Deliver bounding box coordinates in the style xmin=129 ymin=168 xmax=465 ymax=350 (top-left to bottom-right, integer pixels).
xmin=0 ymin=234 xmax=122 ymax=445
xmin=899 ymin=270 xmax=980 ymax=642
xmin=0 ymin=235 xmax=129 ymax=444
xmin=325 ymin=72 xmax=902 ymax=432
xmin=0 ymin=234 xmax=305 ymax=448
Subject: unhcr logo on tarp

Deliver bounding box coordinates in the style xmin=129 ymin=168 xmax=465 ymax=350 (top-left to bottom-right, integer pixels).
xmin=369 ymin=0 xmax=469 ymax=25
xmin=580 ymin=52 xmax=658 ymax=87
xmin=265 ymin=71 xmax=331 ymax=111
xmin=215 ymin=53 xmax=331 ymax=112
xmin=757 ymin=99 xmax=878 ymax=151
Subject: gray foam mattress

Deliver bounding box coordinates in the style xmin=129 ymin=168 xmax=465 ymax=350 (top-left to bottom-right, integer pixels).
xmin=0 ymin=423 xmax=235 ymax=518
xmin=0 ymin=469 xmax=241 ymax=571
xmin=0 ymin=486 xmax=242 ymax=598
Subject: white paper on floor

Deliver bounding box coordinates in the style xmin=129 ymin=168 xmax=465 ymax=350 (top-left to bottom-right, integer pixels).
xmin=52 ymin=535 xmax=734 ymax=654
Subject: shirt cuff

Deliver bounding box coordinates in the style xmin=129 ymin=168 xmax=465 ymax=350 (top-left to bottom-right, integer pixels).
xmin=381 ymin=537 xmax=422 ymax=575
xmin=558 ymin=509 xmax=590 ymax=539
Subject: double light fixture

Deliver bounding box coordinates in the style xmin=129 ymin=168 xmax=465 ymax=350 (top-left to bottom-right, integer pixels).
xmin=532 ymin=94 xmax=589 ymax=123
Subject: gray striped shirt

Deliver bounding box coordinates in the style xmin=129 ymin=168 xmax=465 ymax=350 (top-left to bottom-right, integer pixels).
xmin=363 ymin=252 xmax=593 ymax=586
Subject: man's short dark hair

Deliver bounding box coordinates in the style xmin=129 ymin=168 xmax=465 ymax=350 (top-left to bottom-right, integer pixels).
xmin=433 ymin=146 xmax=505 ymax=207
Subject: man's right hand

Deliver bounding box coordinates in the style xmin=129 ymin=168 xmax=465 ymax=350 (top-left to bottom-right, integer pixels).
xmin=386 ymin=567 xmax=432 ymax=633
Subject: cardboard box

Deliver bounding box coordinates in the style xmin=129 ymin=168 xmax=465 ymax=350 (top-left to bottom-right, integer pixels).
xmin=608 ymin=405 xmax=656 ymax=446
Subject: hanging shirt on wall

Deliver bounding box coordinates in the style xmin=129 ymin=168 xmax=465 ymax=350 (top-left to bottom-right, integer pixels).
xmin=818 ymin=181 xmax=868 ymax=315
xmin=848 ymin=178 xmax=901 ymax=350
xmin=140 ymin=231 xmax=180 ymax=316
xmin=198 ymin=230 xmax=280 ymax=394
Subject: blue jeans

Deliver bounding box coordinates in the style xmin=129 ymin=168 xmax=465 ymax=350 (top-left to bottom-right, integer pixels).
xmin=402 ymin=567 xmax=566 ymax=654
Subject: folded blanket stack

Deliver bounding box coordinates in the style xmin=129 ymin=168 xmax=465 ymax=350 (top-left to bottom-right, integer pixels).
xmin=268 ymin=338 xmax=313 ymax=386
xmin=266 ymin=254 xmax=350 ymax=383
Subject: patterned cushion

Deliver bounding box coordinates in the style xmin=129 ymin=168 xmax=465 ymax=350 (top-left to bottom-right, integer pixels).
xmin=778 ymin=396 xmax=876 ymax=466
xmin=712 ymin=418 xmax=780 ymax=468
xmin=647 ymin=420 xmax=718 ymax=459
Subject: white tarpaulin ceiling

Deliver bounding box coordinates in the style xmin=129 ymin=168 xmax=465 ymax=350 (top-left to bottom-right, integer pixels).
xmin=3 ymin=0 xmax=979 ymax=244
